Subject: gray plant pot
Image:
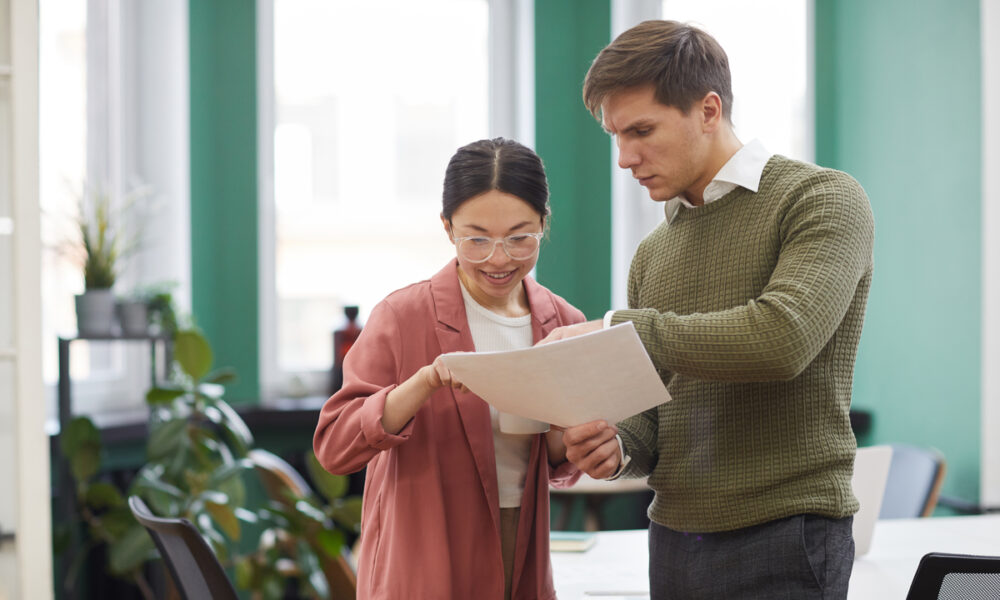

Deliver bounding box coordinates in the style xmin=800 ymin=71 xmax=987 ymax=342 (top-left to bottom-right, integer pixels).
xmin=117 ymin=300 xmax=149 ymax=336
xmin=75 ymin=289 xmax=116 ymax=336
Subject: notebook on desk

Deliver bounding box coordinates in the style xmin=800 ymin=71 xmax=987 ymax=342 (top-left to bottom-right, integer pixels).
xmin=550 ymin=531 xmax=598 ymax=552
xmin=851 ymin=445 xmax=893 ymax=557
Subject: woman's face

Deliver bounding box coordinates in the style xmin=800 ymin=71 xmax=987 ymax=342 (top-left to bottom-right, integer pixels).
xmin=444 ymin=190 xmax=545 ymax=306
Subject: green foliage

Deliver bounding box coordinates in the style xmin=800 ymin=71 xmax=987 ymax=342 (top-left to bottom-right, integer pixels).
xmin=70 ymin=186 xmax=147 ymax=290
xmin=79 ymin=191 xmax=119 ymax=289
xmin=57 ymin=328 xmax=362 ymax=599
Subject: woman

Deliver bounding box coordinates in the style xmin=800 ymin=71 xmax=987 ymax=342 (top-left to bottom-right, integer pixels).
xmin=313 ymin=137 xmax=584 ymax=599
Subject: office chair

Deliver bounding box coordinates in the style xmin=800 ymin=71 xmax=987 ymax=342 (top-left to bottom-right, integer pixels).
xmin=128 ymin=495 xmax=239 ymax=600
xmin=249 ymin=449 xmax=358 ymax=599
xmin=906 ymin=552 xmax=1000 ymax=600
xmin=879 ymin=444 xmax=947 ymax=519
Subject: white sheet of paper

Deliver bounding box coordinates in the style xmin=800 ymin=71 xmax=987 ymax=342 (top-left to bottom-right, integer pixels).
xmin=440 ymin=322 xmax=670 ymax=427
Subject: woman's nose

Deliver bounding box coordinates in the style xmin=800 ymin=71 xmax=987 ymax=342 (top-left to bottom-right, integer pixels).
xmin=487 ymin=241 xmax=509 ymax=265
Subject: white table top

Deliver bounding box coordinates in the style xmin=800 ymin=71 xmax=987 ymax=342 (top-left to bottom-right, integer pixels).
xmin=551 ymin=514 xmax=1000 ymax=600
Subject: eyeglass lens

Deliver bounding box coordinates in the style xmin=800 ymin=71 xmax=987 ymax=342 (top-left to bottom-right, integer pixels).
xmin=459 ymin=235 xmax=540 ymax=262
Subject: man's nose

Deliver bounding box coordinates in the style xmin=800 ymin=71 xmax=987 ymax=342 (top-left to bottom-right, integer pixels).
xmin=617 ymin=139 xmax=639 ymax=169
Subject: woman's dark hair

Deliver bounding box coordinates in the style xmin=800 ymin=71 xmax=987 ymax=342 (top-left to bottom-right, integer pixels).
xmin=441 ymin=137 xmax=550 ymax=221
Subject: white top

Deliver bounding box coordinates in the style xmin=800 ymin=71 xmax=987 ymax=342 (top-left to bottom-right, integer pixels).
xmin=459 ymin=282 xmax=535 ymax=508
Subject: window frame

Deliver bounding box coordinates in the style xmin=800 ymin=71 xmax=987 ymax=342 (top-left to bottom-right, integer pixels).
xmin=39 ymin=0 xmax=190 ymax=423
xmin=258 ymin=0 xmax=534 ymax=400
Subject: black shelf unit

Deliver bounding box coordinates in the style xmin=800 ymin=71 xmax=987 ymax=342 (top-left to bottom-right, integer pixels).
xmin=54 ymin=332 xmax=172 ymax=600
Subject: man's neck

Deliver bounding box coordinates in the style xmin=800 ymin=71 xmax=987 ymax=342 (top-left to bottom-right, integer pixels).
xmin=684 ymin=128 xmax=743 ymax=206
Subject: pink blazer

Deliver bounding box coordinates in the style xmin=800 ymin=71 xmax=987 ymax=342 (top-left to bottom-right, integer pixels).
xmin=314 ymin=261 xmax=585 ymax=599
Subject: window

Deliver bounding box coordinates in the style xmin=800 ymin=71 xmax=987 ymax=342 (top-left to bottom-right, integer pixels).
xmin=266 ymin=0 xmax=519 ymax=395
xmin=38 ymin=0 xmax=189 ymax=423
xmin=610 ymin=0 xmax=811 ymax=309
xmin=660 ymin=0 xmax=811 ymax=161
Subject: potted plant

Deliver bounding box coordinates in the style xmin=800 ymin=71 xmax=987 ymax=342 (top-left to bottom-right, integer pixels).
xmin=67 ymin=185 xmax=148 ymax=336
xmin=72 ymin=190 xmax=119 ymax=335
xmin=116 ymin=292 xmax=149 ymax=336
xmin=56 ymin=328 xmax=362 ymax=599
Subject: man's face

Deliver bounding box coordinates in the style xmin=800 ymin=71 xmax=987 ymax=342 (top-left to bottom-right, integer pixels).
xmin=601 ymin=85 xmax=712 ymax=203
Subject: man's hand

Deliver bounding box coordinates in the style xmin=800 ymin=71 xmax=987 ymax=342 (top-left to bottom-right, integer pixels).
xmin=537 ymin=319 xmax=603 ymax=346
xmin=562 ymin=420 xmax=622 ymax=479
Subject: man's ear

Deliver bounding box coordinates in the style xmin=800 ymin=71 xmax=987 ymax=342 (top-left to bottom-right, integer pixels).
xmin=700 ymin=92 xmax=724 ymax=133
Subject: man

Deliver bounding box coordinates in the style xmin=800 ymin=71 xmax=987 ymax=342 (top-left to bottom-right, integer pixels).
xmin=544 ymin=20 xmax=874 ymax=599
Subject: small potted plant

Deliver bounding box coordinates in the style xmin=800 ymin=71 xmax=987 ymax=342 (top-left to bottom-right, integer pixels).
xmin=73 ymin=190 xmax=121 ymax=336
xmin=68 ymin=185 xmax=146 ymax=336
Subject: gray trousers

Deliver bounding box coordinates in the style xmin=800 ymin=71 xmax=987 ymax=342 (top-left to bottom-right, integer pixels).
xmin=648 ymin=514 xmax=855 ymax=600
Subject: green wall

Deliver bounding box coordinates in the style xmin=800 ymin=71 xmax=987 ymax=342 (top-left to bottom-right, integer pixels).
xmin=815 ymin=0 xmax=983 ymax=505
xmin=189 ymin=0 xmax=260 ymax=402
xmin=534 ymin=0 xmax=612 ymax=320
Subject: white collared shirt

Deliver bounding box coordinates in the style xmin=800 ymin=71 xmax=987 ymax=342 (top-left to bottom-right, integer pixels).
xmin=603 ymin=139 xmax=772 ymax=479
xmin=663 ymin=138 xmax=773 ymax=224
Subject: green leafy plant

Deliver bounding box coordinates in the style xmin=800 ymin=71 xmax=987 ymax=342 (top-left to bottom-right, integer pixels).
xmin=235 ymin=451 xmax=362 ymax=598
xmin=66 ymin=185 xmax=148 ymax=290
xmin=56 ymin=328 xmax=362 ymax=599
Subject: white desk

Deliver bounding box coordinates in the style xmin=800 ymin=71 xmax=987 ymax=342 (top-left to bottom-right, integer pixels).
xmin=551 ymin=515 xmax=1000 ymax=599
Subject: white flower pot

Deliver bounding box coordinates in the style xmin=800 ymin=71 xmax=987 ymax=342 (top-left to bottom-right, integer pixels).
xmin=75 ymin=289 xmax=116 ymax=336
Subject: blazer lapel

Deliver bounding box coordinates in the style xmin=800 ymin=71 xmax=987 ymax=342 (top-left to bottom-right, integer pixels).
xmin=429 ymin=262 xmax=501 ymax=520
xmin=524 ymin=275 xmax=560 ymax=342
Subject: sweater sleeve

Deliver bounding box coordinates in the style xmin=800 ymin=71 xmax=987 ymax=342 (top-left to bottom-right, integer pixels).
xmin=313 ymin=300 xmax=416 ymax=475
xmin=611 ymin=171 xmax=874 ymax=382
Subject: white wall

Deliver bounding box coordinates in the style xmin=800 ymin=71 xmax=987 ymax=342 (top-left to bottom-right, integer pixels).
xmin=981 ymin=0 xmax=1000 ymax=507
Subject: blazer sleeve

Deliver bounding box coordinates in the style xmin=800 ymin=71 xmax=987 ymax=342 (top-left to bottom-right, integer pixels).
xmin=313 ymin=300 xmax=416 ymax=475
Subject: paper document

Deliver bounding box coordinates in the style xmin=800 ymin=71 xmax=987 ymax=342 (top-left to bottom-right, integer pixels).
xmin=440 ymin=322 xmax=670 ymax=427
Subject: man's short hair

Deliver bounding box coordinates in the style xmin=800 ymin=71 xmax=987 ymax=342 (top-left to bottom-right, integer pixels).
xmin=583 ymin=20 xmax=733 ymax=122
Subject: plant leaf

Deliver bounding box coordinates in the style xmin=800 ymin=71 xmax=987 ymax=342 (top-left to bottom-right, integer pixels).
xmin=306 ymin=451 xmax=348 ymax=501
xmin=203 ymin=367 xmax=237 ymax=385
xmin=99 ymin=508 xmax=137 ymax=538
xmin=85 ymin=482 xmax=125 ymax=509
xmin=69 ymin=444 xmax=101 ymax=483
xmin=204 ymin=501 xmax=241 ymax=541
xmin=294 ymin=499 xmax=328 ymax=524
xmin=330 ymin=497 xmax=363 ymax=532
xmin=61 ymin=416 xmax=101 ymax=456
xmin=314 ymin=528 xmax=344 ymax=559
xmin=208 ymin=398 xmax=254 ymax=455
xmin=108 ymin=524 xmax=155 ymax=574
xmin=174 ymin=329 xmax=213 ymax=381
xmin=208 ymin=457 xmax=251 ymax=487
xmin=147 ymin=418 xmax=188 ymax=460
xmin=146 ymin=387 xmax=186 ymax=406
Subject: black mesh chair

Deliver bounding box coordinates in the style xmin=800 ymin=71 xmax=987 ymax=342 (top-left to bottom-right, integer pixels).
xmin=906 ymin=552 xmax=1000 ymax=600
xmin=128 ymin=496 xmax=238 ymax=600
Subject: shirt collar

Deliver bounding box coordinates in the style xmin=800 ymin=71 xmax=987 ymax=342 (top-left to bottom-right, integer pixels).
xmin=664 ymin=139 xmax=772 ymax=223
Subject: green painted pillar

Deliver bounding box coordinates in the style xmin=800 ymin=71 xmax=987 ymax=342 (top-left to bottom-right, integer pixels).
xmin=189 ymin=0 xmax=259 ymax=402
xmin=534 ymin=1 xmax=612 ymax=320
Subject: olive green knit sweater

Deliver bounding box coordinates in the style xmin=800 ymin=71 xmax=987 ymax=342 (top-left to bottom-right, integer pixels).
xmin=611 ymin=155 xmax=874 ymax=533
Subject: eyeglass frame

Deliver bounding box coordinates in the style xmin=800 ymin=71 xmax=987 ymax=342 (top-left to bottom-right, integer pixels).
xmin=449 ymin=232 xmax=545 ymax=264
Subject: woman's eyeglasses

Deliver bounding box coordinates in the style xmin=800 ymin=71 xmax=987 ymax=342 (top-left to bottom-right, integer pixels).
xmin=451 ymin=232 xmax=544 ymax=263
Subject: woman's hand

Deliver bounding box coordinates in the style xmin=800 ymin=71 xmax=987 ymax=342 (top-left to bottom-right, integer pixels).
xmin=382 ymin=356 xmax=467 ymax=434
xmin=420 ymin=355 xmax=469 ymax=393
